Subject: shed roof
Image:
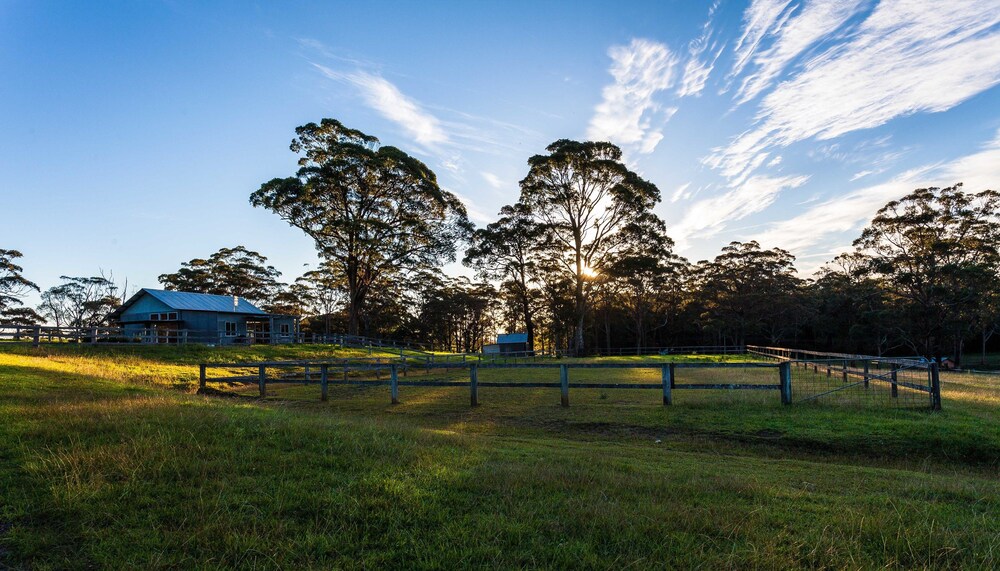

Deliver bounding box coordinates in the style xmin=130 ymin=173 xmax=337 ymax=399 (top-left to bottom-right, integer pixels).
xmin=497 ymin=332 xmax=528 ymax=344
xmin=123 ymin=288 xmax=268 ymax=315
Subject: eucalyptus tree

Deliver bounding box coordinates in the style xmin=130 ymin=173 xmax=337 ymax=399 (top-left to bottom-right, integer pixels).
xmin=158 ymin=246 xmax=284 ymax=307
xmin=810 ymin=253 xmax=894 ymax=355
xmin=293 ymin=261 xmax=347 ymax=335
xmin=38 ymin=275 xmax=121 ymax=328
xmin=852 ymin=184 xmax=1000 ymax=363
xmin=694 ymin=241 xmax=805 ymax=346
xmin=463 ymin=203 xmax=541 ymax=350
xmin=518 ymin=139 xmax=660 ymax=354
xmin=251 ymin=119 xmax=472 ymax=335
xmin=603 ymin=214 xmax=688 ymax=351
xmin=0 ymin=249 xmax=39 ymax=321
xmin=413 ymin=275 xmax=497 ymax=353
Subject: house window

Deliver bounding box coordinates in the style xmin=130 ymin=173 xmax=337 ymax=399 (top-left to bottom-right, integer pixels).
xmin=280 ymin=324 xmax=290 ymax=335
xmin=224 ymin=322 xmax=237 ymax=337
xmin=150 ymin=312 xmax=178 ymax=321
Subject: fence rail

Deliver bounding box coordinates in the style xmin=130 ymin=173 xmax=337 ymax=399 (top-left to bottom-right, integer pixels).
xmin=198 ymin=359 xmax=793 ymax=407
xmin=0 ymin=325 xmax=298 ymax=346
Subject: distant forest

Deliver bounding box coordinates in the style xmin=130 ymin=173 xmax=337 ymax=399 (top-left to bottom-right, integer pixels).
xmin=2 ymin=119 xmax=998 ymax=365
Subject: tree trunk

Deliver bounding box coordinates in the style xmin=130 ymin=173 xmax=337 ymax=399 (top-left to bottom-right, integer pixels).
xmin=522 ymin=298 xmax=535 ymax=352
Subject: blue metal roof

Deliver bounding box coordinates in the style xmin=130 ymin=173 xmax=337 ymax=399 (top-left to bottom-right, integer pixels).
xmin=497 ymin=332 xmax=528 ymax=344
xmin=138 ymin=289 xmax=267 ymax=315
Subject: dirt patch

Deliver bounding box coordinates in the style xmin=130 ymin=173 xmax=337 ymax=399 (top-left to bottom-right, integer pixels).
xmin=196 ymin=387 xmax=259 ymax=400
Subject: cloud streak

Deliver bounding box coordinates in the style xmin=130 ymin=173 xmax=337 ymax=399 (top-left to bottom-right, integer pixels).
xmin=671 ymin=174 xmax=810 ymax=250
xmin=734 ymin=0 xmax=865 ymax=104
xmin=750 ymin=129 xmax=1000 ymax=257
xmin=587 ymin=38 xmax=679 ymax=154
xmin=313 ymin=64 xmax=448 ymax=146
xmin=710 ymin=1 xmax=1000 ymax=178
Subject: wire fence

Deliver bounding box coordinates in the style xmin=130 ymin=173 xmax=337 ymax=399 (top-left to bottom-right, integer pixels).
xmin=748 ymin=345 xmax=940 ymax=410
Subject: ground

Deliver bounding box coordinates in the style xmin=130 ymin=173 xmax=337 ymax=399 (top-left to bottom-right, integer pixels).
xmin=1 ymin=343 xmax=999 ymax=569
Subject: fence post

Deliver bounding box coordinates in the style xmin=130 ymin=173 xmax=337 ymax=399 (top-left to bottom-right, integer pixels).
xmin=470 ymin=364 xmax=479 ymax=407
xmin=33 ymin=326 xmax=41 ymax=348
xmin=779 ymin=362 xmax=792 ymax=405
xmin=304 ymin=364 xmax=311 ymax=385
xmin=90 ymin=327 xmax=98 ymax=344
xmin=390 ymin=364 xmax=399 ymax=405
xmin=320 ymin=364 xmax=329 ymax=402
xmin=199 ymin=364 xmax=207 ymax=390
xmin=661 ymin=364 xmax=672 ymax=406
xmin=343 ymin=362 xmax=349 ymax=382
xmin=560 ymin=364 xmax=569 ymax=407
xmin=863 ymin=361 xmax=870 ymax=389
xmin=891 ymin=364 xmax=899 ymax=398
xmin=930 ymin=362 xmax=941 ymax=411
xmin=258 ymin=365 xmax=266 ymax=398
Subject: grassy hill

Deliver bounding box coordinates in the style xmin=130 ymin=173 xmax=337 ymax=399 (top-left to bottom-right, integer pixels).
xmin=2 ymin=344 xmax=999 ymax=568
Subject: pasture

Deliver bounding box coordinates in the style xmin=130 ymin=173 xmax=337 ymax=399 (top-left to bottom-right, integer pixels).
xmin=2 ymin=343 xmax=1000 ymax=569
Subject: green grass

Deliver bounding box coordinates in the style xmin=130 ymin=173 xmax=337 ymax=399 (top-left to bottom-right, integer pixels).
xmin=2 ymin=344 xmax=1000 ymax=568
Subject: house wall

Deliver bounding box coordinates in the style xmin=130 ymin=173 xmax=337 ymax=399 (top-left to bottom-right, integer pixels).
xmin=119 ymin=295 xmax=173 ymax=323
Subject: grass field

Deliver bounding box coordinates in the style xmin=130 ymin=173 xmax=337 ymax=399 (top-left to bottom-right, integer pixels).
xmin=2 ymin=343 xmax=1000 ymax=568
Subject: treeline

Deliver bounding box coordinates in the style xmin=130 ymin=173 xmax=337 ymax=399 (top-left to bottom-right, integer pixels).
xmin=2 ymin=119 xmax=997 ymax=364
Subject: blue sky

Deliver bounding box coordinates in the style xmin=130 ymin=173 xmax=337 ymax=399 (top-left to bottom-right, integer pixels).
xmin=3 ymin=0 xmax=1000 ymax=305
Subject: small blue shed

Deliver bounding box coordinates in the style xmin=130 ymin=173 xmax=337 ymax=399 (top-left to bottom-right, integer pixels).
xmin=496 ymin=332 xmax=529 ymax=354
xmin=114 ymin=288 xmax=298 ymax=344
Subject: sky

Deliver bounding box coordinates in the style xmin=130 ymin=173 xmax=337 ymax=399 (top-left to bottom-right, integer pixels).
xmin=3 ymin=0 xmax=1000 ymax=306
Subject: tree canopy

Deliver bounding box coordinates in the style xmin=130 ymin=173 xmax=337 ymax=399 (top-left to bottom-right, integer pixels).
xmin=38 ymin=275 xmax=121 ymax=328
xmin=851 ymin=184 xmax=1000 ymax=362
xmin=250 ymin=119 xmax=472 ymax=335
xmin=0 ymin=249 xmax=41 ymax=325
xmin=158 ymin=246 xmax=284 ymax=307
xmin=517 ymin=139 xmax=660 ymax=354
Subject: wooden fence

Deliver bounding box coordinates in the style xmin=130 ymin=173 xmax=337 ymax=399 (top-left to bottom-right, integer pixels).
xmin=199 ymin=360 xmax=793 ymax=407
xmin=0 ymin=325 xmax=296 ymax=346
xmin=747 ymin=345 xmax=941 ymax=410
xmin=589 ymin=345 xmax=746 ymax=357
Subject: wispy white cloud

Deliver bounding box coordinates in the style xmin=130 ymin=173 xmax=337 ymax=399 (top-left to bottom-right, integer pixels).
xmin=727 ymin=0 xmax=795 ymax=83
xmin=750 ymin=128 xmax=1000 ymax=256
xmin=313 ymin=64 xmax=448 ymax=146
xmin=734 ymin=0 xmax=865 ymax=104
xmin=670 ymin=182 xmax=692 ymax=203
xmin=587 ymin=38 xmax=679 ymax=154
xmin=481 ymin=172 xmax=504 ymax=189
xmin=678 ymin=1 xmax=724 ymax=97
xmin=671 ymin=174 xmax=809 ymax=250
xmin=710 ymin=1 xmax=1000 ymax=178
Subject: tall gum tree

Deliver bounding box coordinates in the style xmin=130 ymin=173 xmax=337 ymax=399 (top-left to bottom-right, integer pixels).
xmin=852 ymin=183 xmax=1000 ymax=363
xmin=518 ymin=139 xmax=660 ymax=354
xmin=463 ymin=203 xmax=541 ymax=351
xmin=250 ymin=119 xmax=472 ymax=335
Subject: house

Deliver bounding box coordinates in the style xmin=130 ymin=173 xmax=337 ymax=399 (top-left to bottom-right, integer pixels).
xmin=113 ymin=288 xmax=298 ymax=344
xmin=495 ymin=332 xmax=529 ymax=355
